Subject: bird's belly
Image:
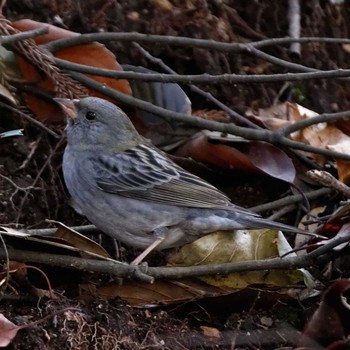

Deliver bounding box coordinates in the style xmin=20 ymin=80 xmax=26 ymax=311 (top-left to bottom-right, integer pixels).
xmin=66 ymin=178 xmax=185 ymax=248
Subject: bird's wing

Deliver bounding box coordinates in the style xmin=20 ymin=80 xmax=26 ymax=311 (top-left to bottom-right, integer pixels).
xmin=92 ymin=144 xmax=256 ymax=214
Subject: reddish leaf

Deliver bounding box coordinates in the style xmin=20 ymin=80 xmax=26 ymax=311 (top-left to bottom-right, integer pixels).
xmin=176 ymin=131 xmax=260 ymax=172
xmin=0 ymin=314 xmax=21 ymax=348
xmin=12 ymin=19 xmax=132 ymax=123
xmin=315 ymin=204 xmax=350 ymax=240
xmin=176 ymin=131 xmax=296 ymax=183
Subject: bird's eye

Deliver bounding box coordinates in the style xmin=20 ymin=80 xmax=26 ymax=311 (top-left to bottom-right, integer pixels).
xmin=85 ymin=111 xmax=96 ymax=121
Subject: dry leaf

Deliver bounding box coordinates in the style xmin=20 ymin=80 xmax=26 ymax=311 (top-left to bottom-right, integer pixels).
xmin=54 ymin=222 xmax=109 ymax=258
xmin=12 ymin=19 xmax=132 ymax=123
xmin=200 ymin=326 xmax=221 ymax=338
xmin=192 ymin=109 xmax=230 ymax=122
xmin=170 ymin=229 xmax=305 ymax=288
xmin=176 ymin=130 xmax=296 ymax=183
xmin=82 ymin=279 xmax=231 ymax=306
xmin=0 ymin=226 xmax=109 ymax=259
xmin=248 ymin=101 xmax=350 ymax=182
xmin=246 ymin=102 xmax=318 ymax=135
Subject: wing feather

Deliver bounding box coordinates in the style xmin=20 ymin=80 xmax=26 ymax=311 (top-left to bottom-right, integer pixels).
xmin=93 ymin=144 xmax=256 ymax=215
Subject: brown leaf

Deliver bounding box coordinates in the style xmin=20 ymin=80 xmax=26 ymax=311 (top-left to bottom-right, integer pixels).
xmin=192 ymin=109 xmax=230 ymax=122
xmin=327 ymin=134 xmax=350 ymax=184
xmin=176 ymin=131 xmax=296 ymax=183
xmin=0 ymin=226 xmax=108 ymax=259
xmin=241 ymin=61 xmax=272 ymax=74
xmin=246 ymin=102 xmax=317 ymax=132
xmin=54 ymin=222 xmax=110 ymax=258
xmin=249 ymin=102 xmax=350 ymax=182
xmin=200 ymin=326 xmax=221 ymax=338
xmin=12 ymin=19 xmax=132 ymax=123
xmin=81 ymin=279 xmax=231 ymax=306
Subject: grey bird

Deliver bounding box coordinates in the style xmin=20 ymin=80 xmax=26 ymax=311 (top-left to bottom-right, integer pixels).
xmin=56 ymin=97 xmax=315 ymax=260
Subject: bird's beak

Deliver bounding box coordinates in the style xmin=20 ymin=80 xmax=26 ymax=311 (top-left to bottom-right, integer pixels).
xmin=54 ymin=98 xmax=79 ymax=119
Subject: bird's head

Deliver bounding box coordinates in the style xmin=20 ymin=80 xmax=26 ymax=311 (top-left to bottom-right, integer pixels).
xmin=55 ymin=97 xmax=142 ymax=152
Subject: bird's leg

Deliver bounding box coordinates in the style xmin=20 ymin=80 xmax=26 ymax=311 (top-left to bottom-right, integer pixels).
xmin=130 ymin=238 xmax=164 ymax=265
xmin=130 ymin=227 xmax=167 ymax=265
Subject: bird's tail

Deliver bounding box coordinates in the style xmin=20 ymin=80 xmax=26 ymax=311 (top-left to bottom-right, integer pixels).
xmin=237 ymin=215 xmax=324 ymax=239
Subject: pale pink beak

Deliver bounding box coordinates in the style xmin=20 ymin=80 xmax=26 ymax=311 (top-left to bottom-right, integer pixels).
xmin=54 ymin=98 xmax=79 ymax=119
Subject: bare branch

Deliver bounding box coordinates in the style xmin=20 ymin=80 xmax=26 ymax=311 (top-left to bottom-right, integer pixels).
xmin=132 ymin=43 xmax=259 ymax=129
xmin=42 ymin=32 xmax=350 ymax=53
xmin=0 ymin=248 xmax=153 ymax=283
xmin=55 ymin=57 xmax=350 ymax=84
xmin=307 ymin=170 xmax=350 ymax=198
xmin=1 ymin=233 xmax=349 ymax=281
xmin=250 ymin=188 xmax=332 ymax=213
xmin=278 ymin=110 xmax=350 ymax=136
xmin=0 ymin=26 xmax=49 ymax=44
xmin=67 ymin=71 xmax=350 ymax=161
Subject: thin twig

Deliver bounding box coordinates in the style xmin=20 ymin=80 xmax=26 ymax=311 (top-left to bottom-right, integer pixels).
xmin=246 ymin=44 xmax=317 ymax=73
xmin=278 ymin=110 xmax=350 ymax=136
xmin=0 ymin=26 xmax=49 ymax=44
xmin=1 ymin=233 xmax=349 ymax=281
xmin=42 ymin=32 xmax=350 ymax=53
xmin=15 ymin=136 xmax=66 ymax=223
xmin=0 ymin=174 xmax=40 ymax=192
xmin=250 ymin=188 xmax=332 ymax=213
xmin=44 ymin=32 xmax=350 ymax=81
xmin=0 ymin=249 xmax=153 ymax=283
xmin=147 ymin=234 xmax=350 ymax=279
xmin=307 ymin=170 xmax=350 ymax=198
xmin=133 ymin=43 xmax=259 ymax=129
xmin=25 ymin=224 xmax=97 ymax=236
xmin=253 ymin=37 xmax=350 ymax=48
xmin=67 ymin=71 xmax=350 ymax=160
xmin=55 ymin=57 xmax=350 ymax=84
xmin=0 ymin=101 xmax=60 ymax=138
xmin=267 ymin=204 xmax=297 ymax=221
xmin=133 ymin=44 xmax=324 ymax=169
